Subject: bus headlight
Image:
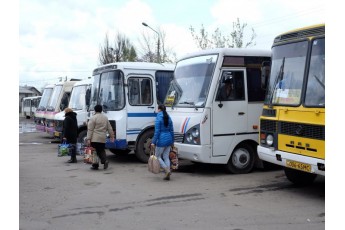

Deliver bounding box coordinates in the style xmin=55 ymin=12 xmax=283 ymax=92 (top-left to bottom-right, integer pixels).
xmin=184 ymin=124 xmax=200 ymax=145
xmin=266 ymin=134 xmax=274 ymax=146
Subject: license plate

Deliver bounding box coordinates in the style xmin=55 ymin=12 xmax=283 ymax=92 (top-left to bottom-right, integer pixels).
xmin=286 ymin=160 xmax=311 ymax=173
xmin=54 ymin=131 xmax=60 ymax=137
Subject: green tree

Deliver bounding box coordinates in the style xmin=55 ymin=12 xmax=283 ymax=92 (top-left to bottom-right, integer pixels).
xmin=190 ymin=18 xmax=257 ymax=49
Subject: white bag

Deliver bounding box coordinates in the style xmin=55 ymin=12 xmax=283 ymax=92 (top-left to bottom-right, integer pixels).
xmin=148 ymin=148 xmax=160 ymax=174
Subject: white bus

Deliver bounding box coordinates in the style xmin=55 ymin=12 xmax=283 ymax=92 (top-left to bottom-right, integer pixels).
xmin=53 ymin=78 xmax=92 ymax=145
xmin=164 ymin=48 xmax=271 ymax=174
xmin=22 ymin=96 xmax=42 ymax=119
xmin=89 ymin=62 xmax=175 ymax=162
xmin=45 ymin=80 xmax=80 ymax=136
xmin=35 ymin=84 xmax=55 ymax=132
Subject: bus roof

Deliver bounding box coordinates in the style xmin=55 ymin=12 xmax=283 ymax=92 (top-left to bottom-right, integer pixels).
xmin=72 ymin=78 xmax=92 ymax=87
xmin=22 ymin=96 xmax=42 ymax=100
xmin=55 ymin=79 xmax=81 ymax=86
xmin=273 ymin=23 xmax=325 ymax=46
xmin=93 ymin=62 xmax=175 ymax=76
xmin=178 ymin=48 xmax=271 ymax=62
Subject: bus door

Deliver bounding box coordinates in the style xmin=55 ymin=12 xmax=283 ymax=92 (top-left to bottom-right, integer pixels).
xmin=127 ymin=75 xmax=155 ymax=138
xmin=212 ymin=69 xmax=247 ymax=157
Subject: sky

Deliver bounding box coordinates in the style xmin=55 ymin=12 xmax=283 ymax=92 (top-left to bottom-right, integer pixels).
xmin=18 ymin=0 xmax=326 ymax=91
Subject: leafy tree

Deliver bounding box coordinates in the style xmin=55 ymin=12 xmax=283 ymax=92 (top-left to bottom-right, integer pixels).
xmin=98 ymin=32 xmax=137 ymax=65
xmin=190 ymin=18 xmax=257 ymax=49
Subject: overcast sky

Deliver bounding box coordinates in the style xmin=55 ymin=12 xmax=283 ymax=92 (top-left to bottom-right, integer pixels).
xmin=18 ymin=0 xmax=325 ymax=90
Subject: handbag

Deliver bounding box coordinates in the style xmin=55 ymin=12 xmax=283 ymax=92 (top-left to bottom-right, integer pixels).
xmin=148 ymin=147 xmax=160 ymax=174
xmin=58 ymin=141 xmax=71 ymax=157
xmin=169 ymin=146 xmax=179 ymax=170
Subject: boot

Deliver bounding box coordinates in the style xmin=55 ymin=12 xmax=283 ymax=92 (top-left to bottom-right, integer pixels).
xmin=163 ymin=167 xmax=171 ymax=180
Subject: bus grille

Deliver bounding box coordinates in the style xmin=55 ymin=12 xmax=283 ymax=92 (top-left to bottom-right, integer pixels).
xmin=260 ymin=119 xmax=277 ymax=132
xmin=174 ymin=133 xmax=184 ymax=143
xmin=279 ymin=121 xmax=325 ymax=140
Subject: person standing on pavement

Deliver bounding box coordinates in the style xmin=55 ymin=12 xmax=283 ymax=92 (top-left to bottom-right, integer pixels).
xmin=86 ymin=104 xmax=115 ymax=170
xmin=62 ymin=108 xmax=78 ymax=163
xmin=151 ymin=104 xmax=174 ymax=180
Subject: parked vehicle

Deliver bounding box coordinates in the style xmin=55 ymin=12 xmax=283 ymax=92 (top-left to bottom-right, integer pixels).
xmin=257 ymin=24 xmax=325 ymax=184
xmin=164 ymin=48 xmax=271 ymax=174
xmin=22 ymin=96 xmax=41 ymax=119
xmin=53 ymin=78 xmax=92 ymax=150
xmin=34 ymin=84 xmax=55 ymax=132
xmin=88 ymin=62 xmax=175 ymax=162
xmin=45 ymin=80 xmax=80 ymax=136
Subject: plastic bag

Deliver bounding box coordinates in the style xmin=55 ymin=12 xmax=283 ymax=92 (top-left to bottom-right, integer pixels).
xmin=83 ymin=147 xmax=99 ymax=164
xmin=148 ymin=148 xmax=160 ymax=174
xmin=58 ymin=141 xmax=71 ymax=157
xmin=169 ymin=146 xmax=179 ymax=170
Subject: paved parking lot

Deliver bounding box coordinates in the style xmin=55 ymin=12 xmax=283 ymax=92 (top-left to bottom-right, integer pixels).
xmin=19 ymin=117 xmax=325 ymax=230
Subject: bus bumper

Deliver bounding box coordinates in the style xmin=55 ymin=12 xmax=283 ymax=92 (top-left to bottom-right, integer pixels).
xmin=257 ymin=145 xmax=325 ymax=176
xmin=174 ymin=143 xmax=212 ymax=163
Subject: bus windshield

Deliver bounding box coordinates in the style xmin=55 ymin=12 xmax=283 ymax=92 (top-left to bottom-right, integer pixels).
xmin=90 ymin=70 xmax=125 ymax=111
xmin=165 ymin=54 xmax=216 ymax=108
xmin=265 ymin=41 xmax=308 ymax=106
xmin=305 ymin=38 xmax=325 ymax=107
xmin=37 ymin=88 xmax=53 ymax=111
xmin=69 ymin=85 xmax=88 ymax=110
xmin=47 ymin=85 xmax=63 ymax=111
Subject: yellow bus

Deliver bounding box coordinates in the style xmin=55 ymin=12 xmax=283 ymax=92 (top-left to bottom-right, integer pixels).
xmin=257 ymin=24 xmax=325 ymax=185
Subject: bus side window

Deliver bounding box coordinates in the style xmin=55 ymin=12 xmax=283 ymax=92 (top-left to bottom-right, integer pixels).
xmin=128 ymin=79 xmax=140 ymax=105
xmin=141 ymin=79 xmax=152 ymax=105
xmin=216 ymin=71 xmax=245 ymax=101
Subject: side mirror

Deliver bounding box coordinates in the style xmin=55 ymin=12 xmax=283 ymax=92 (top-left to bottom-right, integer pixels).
xmin=261 ymin=61 xmax=271 ymax=90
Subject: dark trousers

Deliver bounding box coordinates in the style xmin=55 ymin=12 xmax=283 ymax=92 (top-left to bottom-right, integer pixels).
xmin=70 ymin=144 xmax=77 ymax=161
xmin=91 ymin=142 xmax=107 ymax=165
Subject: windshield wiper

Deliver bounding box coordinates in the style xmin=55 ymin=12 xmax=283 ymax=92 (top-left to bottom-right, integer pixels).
xmin=313 ymin=75 xmax=325 ymax=90
xmin=268 ymin=57 xmax=285 ymax=108
xmin=179 ymin=101 xmax=195 ymax=105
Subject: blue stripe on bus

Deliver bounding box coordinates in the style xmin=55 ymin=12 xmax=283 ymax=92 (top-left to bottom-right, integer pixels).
xmin=128 ymin=113 xmax=157 ymax=117
xmin=126 ymin=130 xmax=141 ymax=135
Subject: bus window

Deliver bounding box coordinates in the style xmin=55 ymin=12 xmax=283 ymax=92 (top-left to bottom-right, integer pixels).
xmin=216 ymin=71 xmax=245 ymax=101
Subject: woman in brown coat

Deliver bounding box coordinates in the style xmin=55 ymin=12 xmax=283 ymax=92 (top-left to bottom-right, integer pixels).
xmin=86 ymin=105 xmax=115 ymax=170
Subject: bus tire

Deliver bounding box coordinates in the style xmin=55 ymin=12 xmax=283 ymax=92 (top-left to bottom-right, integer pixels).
xmin=224 ymin=144 xmax=255 ymax=174
xmin=135 ymin=129 xmax=154 ymax=163
xmin=284 ymin=167 xmax=317 ymax=185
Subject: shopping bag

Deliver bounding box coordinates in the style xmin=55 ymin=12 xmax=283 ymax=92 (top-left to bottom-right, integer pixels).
xmin=58 ymin=141 xmax=71 ymax=157
xmin=148 ymin=147 xmax=160 ymax=174
xmin=169 ymin=146 xmax=179 ymax=170
xmin=83 ymin=146 xmax=94 ymax=164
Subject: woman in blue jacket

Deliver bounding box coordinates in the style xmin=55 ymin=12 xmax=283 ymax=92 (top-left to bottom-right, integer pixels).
xmin=151 ymin=104 xmax=174 ymax=180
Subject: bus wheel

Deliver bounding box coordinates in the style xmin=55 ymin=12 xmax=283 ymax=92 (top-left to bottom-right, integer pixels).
xmin=284 ymin=167 xmax=317 ymax=185
xmin=224 ymin=144 xmax=255 ymax=174
xmin=135 ymin=129 xmax=154 ymax=163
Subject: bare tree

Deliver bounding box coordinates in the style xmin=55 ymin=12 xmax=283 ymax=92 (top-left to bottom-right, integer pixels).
xmin=137 ymin=28 xmax=176 ymax=63
xmin=98 ymin=33 xmax=114 ymax=64
xmin=98 ymin=31 xmax=137 ymax=65
xmin=190 ymin=18 xmax=257 ymax=49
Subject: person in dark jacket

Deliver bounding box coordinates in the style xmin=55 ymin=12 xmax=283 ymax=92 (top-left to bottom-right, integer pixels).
xmin=62 ymin=108 xmax=78 ymax=163
xmin=151 ymin=104 xmax=174 ymax=180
